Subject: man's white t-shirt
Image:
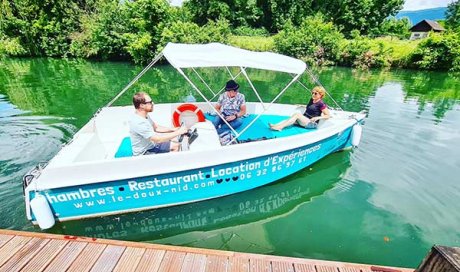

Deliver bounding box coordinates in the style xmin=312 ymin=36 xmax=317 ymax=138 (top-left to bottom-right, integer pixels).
xmin=129 ymin=114 xmax=156 ymax=156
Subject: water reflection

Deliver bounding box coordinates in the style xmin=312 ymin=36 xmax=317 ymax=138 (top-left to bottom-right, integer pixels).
xmin=53 ymin=151 xmax=351 ymax=243
xmin=0 ymin=94 xmax=76 ymax=229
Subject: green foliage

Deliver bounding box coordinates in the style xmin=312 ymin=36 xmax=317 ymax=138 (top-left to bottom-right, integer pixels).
xmin=409 ymin=32 xmax=460 ymax=71
xmin=232 ymin=26 xmax=269 ymax=36
xmin=183 ymin=0 xmax=404 ymax=34
xmin=369 ymin=17 xmax=411 ymax=39
xmin=0 ymin=0 xmax=83 ymax=56
xmin=69 ymin=0 xmax=172 ymax=63
xmin=183 ymin=0 xmax=262 ymax=28
xmin=0 ymin=37 xmax=26 ymax=57
xmin=159 ymin=19 xmax=231 ymax=48
xmin=274 ymin=15 xmax=344 ymax=65
xmin=323 ymin=0 xmax=404 ymax=35
xmin=228 ymin=35 xmax=275 ymax=52
xmin=446 ymin=1 xmax=460 ymax=30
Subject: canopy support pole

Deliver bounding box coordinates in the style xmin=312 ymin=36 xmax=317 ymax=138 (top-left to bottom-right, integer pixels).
xmin=228 ymin=73 xmax=302 ymax=145
xmin=240 ymin=67 xmax=266 ymax=110
xmin=177 ymin=68 xmax=238 ymax=135
xmin=104 ymin=53 xmax=163 ymax=108
xmin=302 ymin=69 xmax=343 ymax=111
xmin=210 ymin=68 xmax=244 ymax=101
xmin=192 ymin=68 xmax=217 ymax=97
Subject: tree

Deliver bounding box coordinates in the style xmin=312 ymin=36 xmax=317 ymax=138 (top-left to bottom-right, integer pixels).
xmin=446 ymin=0 xmax=460 ymax=30
xmin=369 ymin=17 xmax=411 ymax=38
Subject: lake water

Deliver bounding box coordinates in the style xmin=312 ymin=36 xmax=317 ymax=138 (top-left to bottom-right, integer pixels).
xmin=0 ymin=58 xmax=459 ymax=268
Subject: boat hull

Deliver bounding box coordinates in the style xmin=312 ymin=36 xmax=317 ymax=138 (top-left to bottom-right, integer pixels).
xmin=28 ymin=127 xmax=353 ymax=223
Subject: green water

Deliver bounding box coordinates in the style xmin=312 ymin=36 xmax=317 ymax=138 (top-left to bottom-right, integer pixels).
xmin=1 ymin=58 xmax=459 ymax=268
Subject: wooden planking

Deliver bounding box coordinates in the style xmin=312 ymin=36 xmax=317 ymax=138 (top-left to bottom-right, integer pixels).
xmin=136 ymin=249 xmax=166 ymax=272
xmin=181 ymin=253 xmax=207 ymax=272
xmin=294 ymin=263 xmax=317 ymax=272
xmin=205 ymin=254 xmax=229 ymax=272
xmin=20 ymin=239 xmax=68 ymax=272
xmin=228 ymin=257 xmax=250 ymax=272
xmin=250 ymin=258 xmax=272 ymax=272
xmin=113 ymin=246 xmax=146 ymax=272
xmin=0 ymin=235 xmax=32 ymax=267
xmin=158 ymin=250 xmax=187 ymax=272
xmin=0 ymin=237 xmax=49 ymax=272
xmin=43 ymin=241 xmax=88 ymax=272
xmin=338 ymin=267 xmax=362 ymax=272
xmin=0 ymin=234 xmax=13 ymax=248
xmin=90 ymin=244 xmax=126 ymax=272
xmin=66 ymin=243 xmax=106 ymax=272
xmin=0 ymin=229 xmax=414 ymax=272
xmin=316 ymin=264 xmax=339 ymax=272
xmin=272 ymin=260 xmax=295 ymax=272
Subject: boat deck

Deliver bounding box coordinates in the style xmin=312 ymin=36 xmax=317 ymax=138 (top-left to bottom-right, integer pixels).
xmin=0 ymin=229 xmax=413 ymax=272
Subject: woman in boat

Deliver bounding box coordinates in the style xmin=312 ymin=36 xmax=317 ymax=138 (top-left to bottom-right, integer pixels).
xmin=212 ymin=79 xmax=247 ymax=134
xmin=269 ymin=86 xmax=330 ymax=131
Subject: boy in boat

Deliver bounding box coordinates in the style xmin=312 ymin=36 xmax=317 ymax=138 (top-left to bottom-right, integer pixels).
xmin=269 ymin=86 xmax=330 ymax=131
xmin=212 ymin=79 xmax=247 ymax=134
xmin=129 ymin=92 xmax=188 ymax=155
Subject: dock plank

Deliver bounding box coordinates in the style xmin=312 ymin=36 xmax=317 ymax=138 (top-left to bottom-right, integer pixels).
xmin=228 ymin=257 xmax=250 ymax=272
xmin=0 ymin=237 xmax=49 ymax=272
xmin=158 ymin=250 xmax=187 ymax=272
xmin=316 ymin=264 xmax=339 ymax=272
xmin=43 ymin=241 xmax=88 ymax=272
xmin=272 ymin=260 xmax=295 ymax=272
xmin=181 ymin=253 xmax=207 ymax=272
xmin=293 ymin=263 xmax=316 ymax=272
xmin=113 ymin=246 xmax=145 ymax=272
xmin=0 ymin=234 xmax=13 ymax=248
xmin=250 ymin=258 xmax=271 ymax=272
xmin=20 ymin=239 xmax=68 ymax=272
xmin=90 ymin=244 xmax=126 ymax=272
xmin=206 ymin=254 xmax=229 ymax=272
xmin=0 ymin=235 xmax=32 ymax=267
xmin=66 ymin=243 xmax=106 ymax=272
xmin=338 ymin=267 xmax=362 ymax=272
xmin=136 ymin=249 xmax=166 ymax=272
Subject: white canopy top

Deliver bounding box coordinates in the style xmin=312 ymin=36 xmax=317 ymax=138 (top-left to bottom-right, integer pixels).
xmin=162 ymin=43 xmax=307 ymax=75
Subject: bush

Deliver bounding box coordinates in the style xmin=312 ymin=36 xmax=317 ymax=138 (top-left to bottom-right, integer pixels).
xmin=159 ymin=19 xmax=230 ymax=48
xmin=228 ymin=35 xmax=275 ymax=52
xmin=409 ymin=32 xmax=460 ymax=71
xmin=369 ymin=17 xmax=411 ymax=39
xmin=273 ymin=15 xmax=344 ymax=66
xmin=0 ymin=37 xmax=26 ymax=57
xmin=232 ymin=26 xmax=269 ymax=36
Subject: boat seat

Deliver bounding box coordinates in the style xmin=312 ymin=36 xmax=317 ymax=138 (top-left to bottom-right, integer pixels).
xmin=205 ymin=114 xmax=315 ymax=141
xmin=114 ymin=137 xmax=133 ymax=158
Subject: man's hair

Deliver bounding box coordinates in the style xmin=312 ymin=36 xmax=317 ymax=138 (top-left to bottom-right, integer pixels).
xmin=133 ymin=92 xmax=147 ymax=109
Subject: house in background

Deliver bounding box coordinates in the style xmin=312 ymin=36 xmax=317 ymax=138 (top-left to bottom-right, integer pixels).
xmin=409 ymin=19 xmax=445 ymax=40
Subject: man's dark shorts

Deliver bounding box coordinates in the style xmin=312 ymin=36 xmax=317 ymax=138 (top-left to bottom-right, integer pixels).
xmin=145 ymin=142 xmax=171 ymax=154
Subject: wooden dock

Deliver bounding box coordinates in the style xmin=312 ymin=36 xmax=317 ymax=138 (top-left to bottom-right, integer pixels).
xmin=0 ymin=229 xmax=413 ymax=272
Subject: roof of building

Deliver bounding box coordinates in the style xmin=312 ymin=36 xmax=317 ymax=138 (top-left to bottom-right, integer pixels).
xmin=410 ymin=19 xmax=445 ymax=32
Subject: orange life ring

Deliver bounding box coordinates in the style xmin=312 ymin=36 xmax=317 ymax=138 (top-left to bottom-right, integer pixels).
xmin=172 ymin=103 xmax=206 ymax=127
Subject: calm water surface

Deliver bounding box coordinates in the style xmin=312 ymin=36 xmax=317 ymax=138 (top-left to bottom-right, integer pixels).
xmin=0 ymin=58 xmax=459 ymax=268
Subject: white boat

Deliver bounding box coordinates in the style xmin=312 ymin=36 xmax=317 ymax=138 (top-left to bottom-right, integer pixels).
xmin=23 ymin=43 xmax=365 ymax=229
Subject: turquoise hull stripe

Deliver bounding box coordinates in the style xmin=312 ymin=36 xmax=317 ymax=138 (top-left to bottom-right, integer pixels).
xmin=31 ymin=127 xmax=352 ymax=221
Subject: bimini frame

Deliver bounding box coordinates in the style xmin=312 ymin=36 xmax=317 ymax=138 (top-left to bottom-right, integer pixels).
xmin=104 ymin=42 xmax=342 ymax=144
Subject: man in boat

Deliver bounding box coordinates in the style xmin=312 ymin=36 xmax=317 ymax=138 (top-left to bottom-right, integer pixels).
xmin=129 ymin=92 xmax=188 ymax=155
xmin=269 ymin=86 xmax=330 ymax=131
xmin=212 ymin=79 xmax=247 ymax=134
